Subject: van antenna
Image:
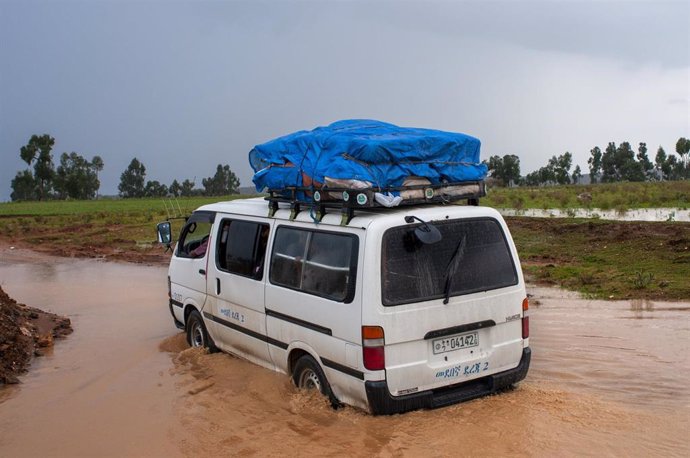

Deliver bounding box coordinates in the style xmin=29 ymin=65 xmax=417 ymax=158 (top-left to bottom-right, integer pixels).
xmin=163 ymin=197 xmax=185 ymax=220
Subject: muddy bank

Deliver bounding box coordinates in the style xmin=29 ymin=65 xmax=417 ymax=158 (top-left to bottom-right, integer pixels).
xmin=0 ymin=286 xmax=72 ymax=384
xmin=0 ymin=236 xmax=170 ymax=265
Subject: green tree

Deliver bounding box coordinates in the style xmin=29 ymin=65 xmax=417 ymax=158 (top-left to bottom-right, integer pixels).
xmin=675 ymin=137 xmax=689 ymax=178
xmin=601 ymin=142 xmax=618 ymax=182
xmin=588 ymin=146 xmax=602 ymax=183
xmin=655 ymin=146 xmax=667 ymax=180
xmin=118 ymin=158 xmax=147 ymax=198
xmin=144 ymin=180 xmax=168 ymax=197
xmin=552 ymin=152 xmax=572 ymax=184
xmin=10 ymin=170 xmax=37 ymax=201
xmin=666 ymin=155 xmax=679 ymax=180
xmin=53 ymin=152 xmax=103 ymax=199
xmin=202 ymin=164 xmax=240 ymax=196
xmin=92 ymin=155 xmax=104 ymax=197
xmin=17 ymin=134 xmax=55 ymax=200
xmin=617 ymin=142 xmax=644 ymax=181
xmin=676 ymin=137 xmax=690 ymax=164
xmin=169 ymin=179 xmax=181 ymax=197
xmin=637 ymin=142 xmax=653 ymax=179
xmin=572 ymin=165 xmax=582 ymax=184
xmin=180 ymin=179 xmax=196 ymax=197
xmin=486 ymin=154 xmax=521 ymax=186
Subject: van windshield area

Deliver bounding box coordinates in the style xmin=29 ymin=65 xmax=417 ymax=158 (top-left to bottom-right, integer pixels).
xmin=382 ymin=218 xmax=518 ymax=306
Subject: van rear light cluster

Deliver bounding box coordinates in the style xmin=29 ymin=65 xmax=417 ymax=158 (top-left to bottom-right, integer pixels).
xmin=362 ymin=326 xmax=385 ymax=370
xmin=167 ymin=276 xmax=172 ymax=299
xmin=522 ymin=297 xmax=530 ymax=339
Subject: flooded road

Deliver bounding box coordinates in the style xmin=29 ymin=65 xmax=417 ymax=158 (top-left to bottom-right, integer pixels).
xmin=1 ymin=249 xmax=688 ymax=457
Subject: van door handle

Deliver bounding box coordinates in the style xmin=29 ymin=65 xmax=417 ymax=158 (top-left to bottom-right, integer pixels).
xmin=216 ymin=278 xmax=221 ymax=295
xmin=198 ymin=269 xmax=206 ymax=275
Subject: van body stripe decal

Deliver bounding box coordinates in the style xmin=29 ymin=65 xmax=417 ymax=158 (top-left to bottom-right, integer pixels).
xmin=265 ymin=309 xmax=332 ymax=336
xmin=170 ymin=299 xmax=183 ymax=308
xmin=203 ymin=312 xmax=288 ymax=350
xmin=321 ymin=357 xmax=364 ymax=380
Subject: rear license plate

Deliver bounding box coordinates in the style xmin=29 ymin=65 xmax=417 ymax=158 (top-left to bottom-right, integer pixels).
xmin=432 ymin=332 xmax=478 ymax=355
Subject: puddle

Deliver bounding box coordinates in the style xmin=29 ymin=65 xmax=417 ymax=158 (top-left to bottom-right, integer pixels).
xmin=499 ymin=207 xmax=689 ymax=222
xmin=0 ymin=248 xmax=688 ymax=456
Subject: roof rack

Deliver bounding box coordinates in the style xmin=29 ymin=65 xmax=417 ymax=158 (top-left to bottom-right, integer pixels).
xmin=265 ymin=180 xmax=486 ymax=225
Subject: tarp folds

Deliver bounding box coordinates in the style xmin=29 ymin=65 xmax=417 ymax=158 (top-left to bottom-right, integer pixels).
xmin=249 ymin=119 xmax=487 ymax=196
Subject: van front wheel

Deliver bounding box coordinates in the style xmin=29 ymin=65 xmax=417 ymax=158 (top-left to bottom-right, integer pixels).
xmin=292 ymin=355 xmax=338 ymax=407
xmin=186 ymin=310 xmax=217 ymax=352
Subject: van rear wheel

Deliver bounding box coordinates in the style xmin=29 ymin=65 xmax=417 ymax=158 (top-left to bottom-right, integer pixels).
xmin=186 ymin=310 xmax=218 ymax=352
xmin=292 ymin=355 xmax=338 ymax=407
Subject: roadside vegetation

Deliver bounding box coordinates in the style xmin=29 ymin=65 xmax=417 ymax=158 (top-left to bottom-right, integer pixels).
xmin=483 ymin=180 xmax=690 ymax=211
xmin=1 ymin=184 xmax=688 ymax=300
xmin=508 ymin=218 xmax=690 ymax=301
xmin=0 ymin=195 xmax=249 ymax=263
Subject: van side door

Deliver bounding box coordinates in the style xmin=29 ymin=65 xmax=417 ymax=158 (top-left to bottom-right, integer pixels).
xmin=170 ymin=211 xmax=215 ymax=312
xmin=205 ymin=217 xmax=273 ymax=368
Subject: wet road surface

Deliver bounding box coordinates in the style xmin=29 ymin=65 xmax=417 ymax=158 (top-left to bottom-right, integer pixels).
xmin=0 ymin=249 xmax=688 ymax=457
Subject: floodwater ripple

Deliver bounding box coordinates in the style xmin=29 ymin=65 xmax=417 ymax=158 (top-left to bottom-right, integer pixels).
xmin=0 ymin=249 xmax=688 ymax=457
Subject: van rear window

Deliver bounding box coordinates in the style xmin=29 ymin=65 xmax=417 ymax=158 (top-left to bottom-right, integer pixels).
xmin=382 ymin=218 xmax=518 ymax=306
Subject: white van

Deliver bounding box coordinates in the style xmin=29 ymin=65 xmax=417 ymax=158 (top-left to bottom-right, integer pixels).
xmin=158 ymin=196 xmax=530 ymax=414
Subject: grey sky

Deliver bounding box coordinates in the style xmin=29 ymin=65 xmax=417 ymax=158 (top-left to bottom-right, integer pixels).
xmin=1 ymin=0 xmax=688 ymax=201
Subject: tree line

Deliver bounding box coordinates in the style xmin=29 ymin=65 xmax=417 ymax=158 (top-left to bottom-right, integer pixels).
xmin=9 ymin=134 xmax=241 ymax=201
xmin=485 ymin=137 xmax=690 ymax=187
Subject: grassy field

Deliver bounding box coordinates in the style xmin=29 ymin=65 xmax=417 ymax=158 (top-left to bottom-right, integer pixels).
xmin=0 ymin=195 xmax=254 ymax=262
xmin=1 ymin=183 xmax=689 ymax=300
xmin=482 ymin=180 xmax=690 ymax=210
xmin=507 ymin=218 xmax=689 ymax=301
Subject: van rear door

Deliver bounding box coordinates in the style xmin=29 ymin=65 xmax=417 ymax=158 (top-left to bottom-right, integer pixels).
xmin=377 ymin=217 xmax=526 ymax=396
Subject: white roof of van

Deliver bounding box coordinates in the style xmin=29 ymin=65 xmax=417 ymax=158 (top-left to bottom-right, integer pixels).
xmin=196 ymin=197 xmax=503 ymax=229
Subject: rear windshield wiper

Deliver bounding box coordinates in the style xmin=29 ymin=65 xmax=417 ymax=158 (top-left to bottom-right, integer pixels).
xmin=443 ymin=235 xmax=467 ymax=304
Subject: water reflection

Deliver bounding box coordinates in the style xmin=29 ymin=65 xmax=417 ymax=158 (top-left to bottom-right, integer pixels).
xmin=499 ymin=207 xmax=690 ymax=222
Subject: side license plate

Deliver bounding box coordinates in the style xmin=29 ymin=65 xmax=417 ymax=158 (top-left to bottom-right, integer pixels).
xmin=432 ymin=332 xmax=478 ymax=355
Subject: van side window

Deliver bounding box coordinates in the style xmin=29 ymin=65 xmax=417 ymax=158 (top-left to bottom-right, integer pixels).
xmin=177 ymin=212 xmax=215 ymax=259
xmin=270 ymin=227 xmax=358 ymax=302
xmin=216 ymin=220 xmax=270 ymax=280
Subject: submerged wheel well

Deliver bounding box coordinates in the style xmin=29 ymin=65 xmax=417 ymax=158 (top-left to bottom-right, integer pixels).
xmin=288 ymin=349 xmax=310 ymax=375
xmin=183 ymin=305 xmax=197 ymax=325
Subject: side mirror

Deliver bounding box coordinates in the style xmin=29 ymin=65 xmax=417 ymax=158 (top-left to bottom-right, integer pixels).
xmin=404 ymin=215 xmax=442 ymax=245
xmin=156 ymin=221 xmax=172 ymax=245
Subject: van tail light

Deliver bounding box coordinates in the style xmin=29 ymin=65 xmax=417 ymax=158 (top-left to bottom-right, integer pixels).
xmin=362 ymin=326 xmax=385 ymax=371
xmin=522 ymin=297 xmax=530 ymax=339
xmin=167 ymin=276 xmax=172 ymax=299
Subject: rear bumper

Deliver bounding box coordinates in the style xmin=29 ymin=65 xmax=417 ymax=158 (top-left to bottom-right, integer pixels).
xmin=365 ymin=347 xmax=531 ymax=415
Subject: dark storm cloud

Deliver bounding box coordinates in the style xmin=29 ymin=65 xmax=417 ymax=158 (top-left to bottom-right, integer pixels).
xmin=1 ymin=0 xmax=688 ymax=201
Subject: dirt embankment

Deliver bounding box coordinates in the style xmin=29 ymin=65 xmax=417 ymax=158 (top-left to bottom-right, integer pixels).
xmin=0 ymin=286 xmax=72 ymax=384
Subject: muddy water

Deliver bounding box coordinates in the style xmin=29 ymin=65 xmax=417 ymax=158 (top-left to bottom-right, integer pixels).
xmin=1 ymin=249 xmax=688 ymax=457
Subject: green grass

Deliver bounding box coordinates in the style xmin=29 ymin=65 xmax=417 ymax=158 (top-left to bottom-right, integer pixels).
xmin=0 ymin=195 xmax=249 ymax=217
xmin=507 ymin=218 xmax=690 ymax=300
xmin=483 ymin=181 xmax=690 ymax=210
xmin=1 ymin=188 xmax=689 ymax=300
xmin=0 ymin=194 xmax=258 ymax=249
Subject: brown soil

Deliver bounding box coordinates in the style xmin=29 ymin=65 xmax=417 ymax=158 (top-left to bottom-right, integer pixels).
xmin=0 ymin=235 xmax=170 ymax=265
xmin=0 ymin=286 xmax=73 ymax=385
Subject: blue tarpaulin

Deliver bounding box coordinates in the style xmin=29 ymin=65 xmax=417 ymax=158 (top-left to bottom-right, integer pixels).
xmin=249 ymin=120 xmax=487 ymax=195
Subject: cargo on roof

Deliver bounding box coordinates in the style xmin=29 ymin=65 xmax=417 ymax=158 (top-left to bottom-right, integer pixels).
xmin=248 ymin=119 xmax=488 ymax=198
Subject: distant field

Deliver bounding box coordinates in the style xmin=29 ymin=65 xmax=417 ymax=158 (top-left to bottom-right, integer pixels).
xmin=482 ymin=181 xmax=690 ymax=210
xmin=1 ymin=183 xmax=688 ymax=300
xmin=0 ymin=195 xmax=252 ymax=217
